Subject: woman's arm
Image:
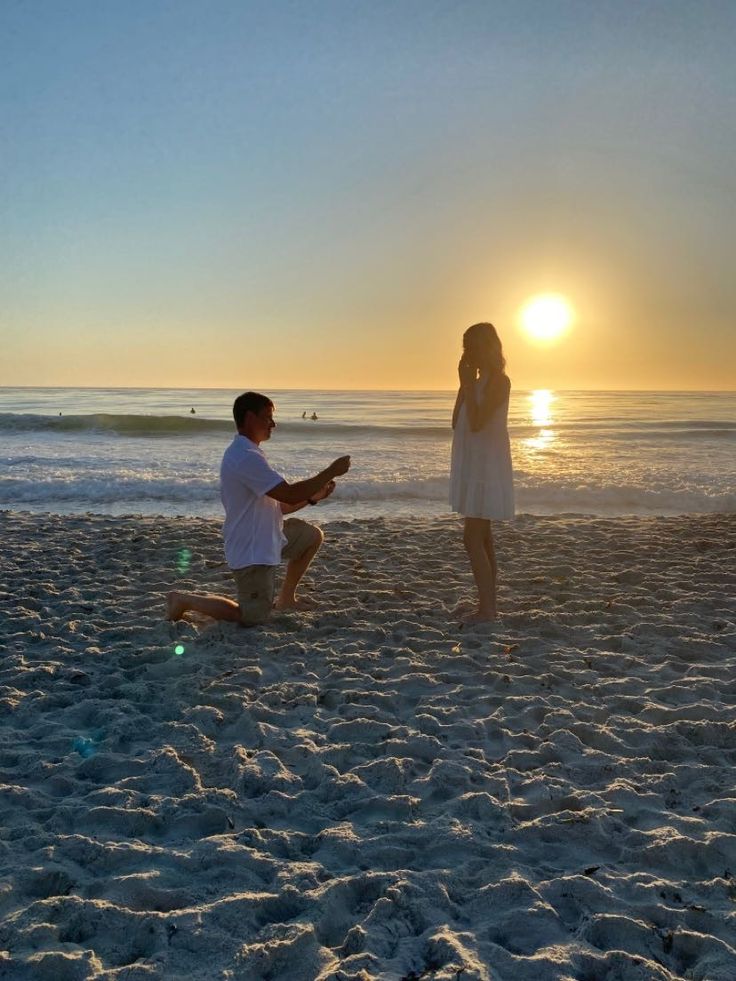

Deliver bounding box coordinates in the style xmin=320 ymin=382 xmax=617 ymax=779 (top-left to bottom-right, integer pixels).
xmin=454 ymin=358 xmax=477 ymax=428
xmin=451 ymin=387 xmax=464 ymax=429
xmin=465 ymin=374 xmax=510 ymax=432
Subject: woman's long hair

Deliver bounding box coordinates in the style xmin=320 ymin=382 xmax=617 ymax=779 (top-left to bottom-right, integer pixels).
xmin=463 ymin=322 xmax=506 ymax=375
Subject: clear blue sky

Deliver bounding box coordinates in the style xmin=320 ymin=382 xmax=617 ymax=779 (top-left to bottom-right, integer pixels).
xmin=2 ymin=0 xmax=734 ymax=388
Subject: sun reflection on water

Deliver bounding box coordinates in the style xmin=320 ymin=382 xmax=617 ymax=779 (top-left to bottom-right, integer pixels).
xmin=531 ymin=389 xmax=554 ymax=426
xmin=526 ymin=389 xmax=556 ymax=451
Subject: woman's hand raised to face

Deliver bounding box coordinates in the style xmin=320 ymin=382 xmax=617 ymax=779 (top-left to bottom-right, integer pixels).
xmin=458 ymin=358 xmax=477 ymax=387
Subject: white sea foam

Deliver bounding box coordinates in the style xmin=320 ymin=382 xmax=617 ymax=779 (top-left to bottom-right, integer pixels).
xmin=0 ymin=387 xmax=734 ymax=518
xmin=2 ymin=472 xmax=733 ymax=519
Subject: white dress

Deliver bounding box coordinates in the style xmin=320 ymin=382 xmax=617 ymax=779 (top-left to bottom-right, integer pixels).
xmin=450 ymin=376 xmax=515 ymax=520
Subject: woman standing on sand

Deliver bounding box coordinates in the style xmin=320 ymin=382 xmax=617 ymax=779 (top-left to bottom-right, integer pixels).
xmin=450 ymin=322 xmax=515 ymax=622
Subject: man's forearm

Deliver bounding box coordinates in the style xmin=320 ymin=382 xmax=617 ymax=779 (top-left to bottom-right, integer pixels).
xmin=280 ymin=499 xmax=309 ymax=514
xmin=279 ymin=467 xmax=334 ymax=505
xmin=279 ymin=501 xmax=317 ymax=514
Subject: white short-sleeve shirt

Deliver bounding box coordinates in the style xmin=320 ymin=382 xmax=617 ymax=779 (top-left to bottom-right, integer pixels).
xmin=220 ymin=435 xmax=286 ymax=568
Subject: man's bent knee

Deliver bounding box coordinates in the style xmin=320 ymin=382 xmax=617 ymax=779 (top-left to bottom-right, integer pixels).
xmin=282 ymin=518 xmax=323 ymax=561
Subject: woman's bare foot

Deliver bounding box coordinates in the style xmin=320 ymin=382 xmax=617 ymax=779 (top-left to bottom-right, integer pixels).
xmin=166 ymin=591 xmax=188 ymax=621
xmin=461 ymin=608 xmax=497 ymax=625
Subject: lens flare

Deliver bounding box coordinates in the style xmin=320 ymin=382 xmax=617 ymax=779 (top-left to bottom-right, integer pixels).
xmin=174 ymin=644 xmax=185 ymax=656
xmin=73 ymin=736 xmax=96 ymax=758
xmin=176 ymin=548 xmax=192 ymax=573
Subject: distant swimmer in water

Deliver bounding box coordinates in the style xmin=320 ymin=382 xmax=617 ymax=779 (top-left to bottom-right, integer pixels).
xmin=302 ymin=411 xmax=307 ymax=419
xmin=311 ymin=412 xmax=318 ymax=421
xmin=190 ymin=407 xmax=196 ymax=414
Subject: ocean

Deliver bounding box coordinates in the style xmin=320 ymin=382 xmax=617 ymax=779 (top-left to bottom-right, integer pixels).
xmin=0 ymin=387 xmax=734 ymax=520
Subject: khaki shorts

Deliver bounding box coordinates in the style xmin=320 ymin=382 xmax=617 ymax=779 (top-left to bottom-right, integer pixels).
xmin=231 ymin=518 xmax=322 ymax=626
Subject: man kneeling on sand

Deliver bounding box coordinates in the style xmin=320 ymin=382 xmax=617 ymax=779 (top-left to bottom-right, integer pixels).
xmin=167 ymin=391 xmax=350 ymax=626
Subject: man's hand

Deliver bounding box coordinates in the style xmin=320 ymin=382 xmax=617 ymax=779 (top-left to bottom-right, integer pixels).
xmin=312 ymin=479 xmax=336 ymax=503
xmin=329 ymin=455 xmax=351 ymax=477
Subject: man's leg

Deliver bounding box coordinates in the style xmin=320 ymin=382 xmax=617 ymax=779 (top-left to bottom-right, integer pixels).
xmin=276 ymin=520 xmax=324 ymax=610
xmin=166 ymin=591 xmax=242 ymax=622
xmin=168 ymin=566 xmax=275 ymax=626
xmin=232 ymin=565 xmax=276 ymax=625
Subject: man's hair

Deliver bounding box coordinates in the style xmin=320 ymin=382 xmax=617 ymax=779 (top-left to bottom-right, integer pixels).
xmin=233 ymin=392 xmax=273 ymax=428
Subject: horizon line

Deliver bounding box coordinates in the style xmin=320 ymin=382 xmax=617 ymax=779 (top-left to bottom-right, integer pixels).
xmin=0 ymin=384 xmax=735 ymax=395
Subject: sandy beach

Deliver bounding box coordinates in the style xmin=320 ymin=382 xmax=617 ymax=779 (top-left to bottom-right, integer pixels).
xmin=1 ymin=509 xmax=735 ymax=980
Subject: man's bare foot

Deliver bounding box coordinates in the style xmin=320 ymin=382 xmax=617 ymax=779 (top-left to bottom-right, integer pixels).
xmin=166 ymin=591 xmax=188 ymax=621
xmin=274 ymin=595 xmax=317 ymax=612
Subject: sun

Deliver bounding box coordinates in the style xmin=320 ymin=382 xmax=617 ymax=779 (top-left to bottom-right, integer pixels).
xmin=519 ymin=294 xmax=574 ymax=343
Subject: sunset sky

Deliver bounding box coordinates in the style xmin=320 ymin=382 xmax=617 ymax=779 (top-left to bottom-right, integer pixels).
xmin=2 ymin=1 xmax=734 ymax=391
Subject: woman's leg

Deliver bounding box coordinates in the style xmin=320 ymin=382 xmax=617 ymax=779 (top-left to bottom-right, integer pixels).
xmin=462 ymin=517 xmax=497 ymax=620
xmin=484 ymin=521 xmax=497 ymax=586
